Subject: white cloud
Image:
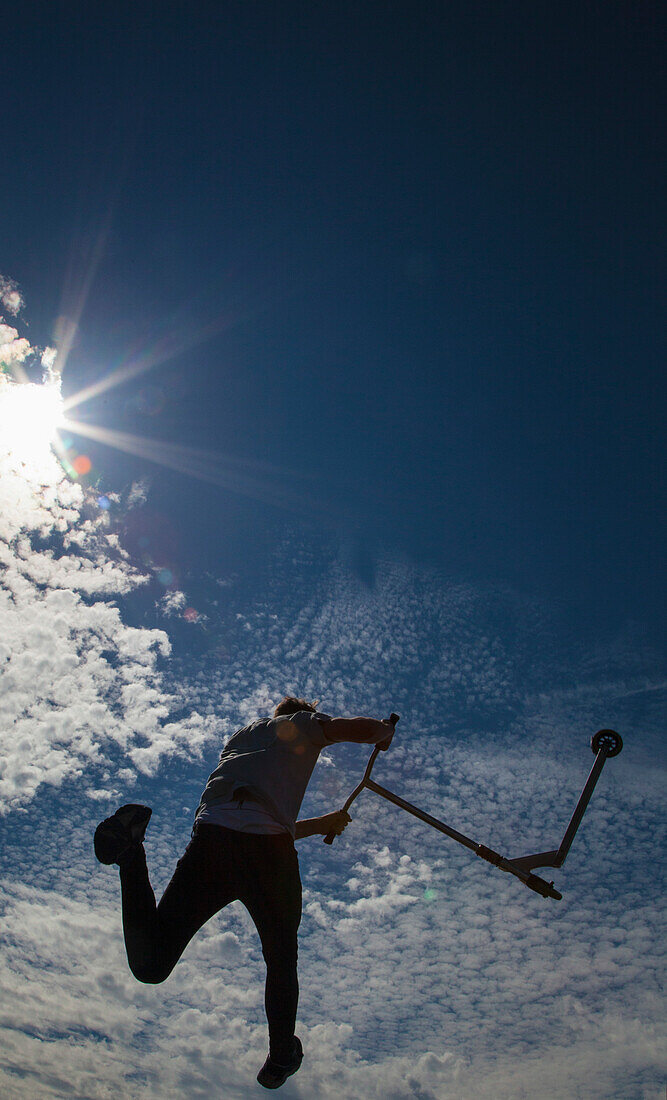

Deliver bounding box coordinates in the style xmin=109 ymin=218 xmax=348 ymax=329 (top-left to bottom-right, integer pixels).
xmin=0 ymin=274 xmax=24 ymax=316
xmin=127 ymin=479 xmax=150 ymax=508
xmin=0 ymin=321 xmax=31 ymax=368
xmin=41 ymin=345 xmax=58 ymax=373
xmin=159 ymin=589 xmax=187 ymax=616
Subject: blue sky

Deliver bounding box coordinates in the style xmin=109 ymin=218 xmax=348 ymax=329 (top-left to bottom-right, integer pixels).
xmin=1 ymin=3 xmax=665 ymax=1098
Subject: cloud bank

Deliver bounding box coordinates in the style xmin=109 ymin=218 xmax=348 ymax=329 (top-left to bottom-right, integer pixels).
xmin=0 ymin=316 xmax=222 ymax=814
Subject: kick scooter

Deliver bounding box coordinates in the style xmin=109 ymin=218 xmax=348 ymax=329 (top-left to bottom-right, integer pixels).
xmin=324 ymin=715 xmax=623 ymax=901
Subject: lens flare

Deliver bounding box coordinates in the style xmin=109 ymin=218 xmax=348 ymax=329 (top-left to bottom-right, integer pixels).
xmin=72 ymin=454 xmax=92 ymax=475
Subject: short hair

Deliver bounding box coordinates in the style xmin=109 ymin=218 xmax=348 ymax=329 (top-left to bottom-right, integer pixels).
xmin=273 ymin=695 xmax=319 ymax=718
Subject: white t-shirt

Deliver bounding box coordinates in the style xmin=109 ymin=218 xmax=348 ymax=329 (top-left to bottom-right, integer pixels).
xmin=194 ymin=710 xmax=334 ymax=838
xmin=196 ymin=793 xmax=288 ymax=835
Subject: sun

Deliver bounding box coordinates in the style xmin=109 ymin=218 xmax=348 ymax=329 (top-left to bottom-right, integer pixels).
xmin=0 ymin=377 xmax=65 ymax=468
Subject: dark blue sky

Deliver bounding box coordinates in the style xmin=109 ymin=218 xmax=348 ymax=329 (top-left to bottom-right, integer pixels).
xmin=6 ymin=1 xmax=665 ymax=644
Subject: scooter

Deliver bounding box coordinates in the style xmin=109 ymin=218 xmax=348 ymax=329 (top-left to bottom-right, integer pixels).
xmin=324 ymin=715 xmax=623 ymax=901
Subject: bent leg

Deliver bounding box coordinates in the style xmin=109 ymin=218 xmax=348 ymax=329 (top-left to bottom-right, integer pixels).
xmin=240 ymin=835 xmax=302 ymax=1061
xmin=120 ymin=826 xmax=236 ymax=983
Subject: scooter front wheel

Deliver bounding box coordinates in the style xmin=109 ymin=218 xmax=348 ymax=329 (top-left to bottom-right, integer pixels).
xmin=591 ymin=729 xmax=623 ymax=757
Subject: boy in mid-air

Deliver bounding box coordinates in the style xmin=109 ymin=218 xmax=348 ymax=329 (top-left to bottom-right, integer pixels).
xmin=94 ymin=697 xmax=395 ymax=1089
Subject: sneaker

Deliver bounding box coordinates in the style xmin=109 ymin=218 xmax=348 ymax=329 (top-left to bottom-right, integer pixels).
xmin=256 ymin=1036 xmax=303 ymax=1089
xmin=94 ymin=804 xmax=152 ymax=865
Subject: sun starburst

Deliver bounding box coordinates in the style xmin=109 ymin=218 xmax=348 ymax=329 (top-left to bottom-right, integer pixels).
xmin=0 ymin=377 xmax=65 ymax=472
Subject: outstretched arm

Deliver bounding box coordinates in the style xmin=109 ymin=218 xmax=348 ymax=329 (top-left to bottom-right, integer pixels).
xmin=295 ymin=810 xmax=351 ymax=840
xmin=325 ymin=716 xmax=395 ymax=747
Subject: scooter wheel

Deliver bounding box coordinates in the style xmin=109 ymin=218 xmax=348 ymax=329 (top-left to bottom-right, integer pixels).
xmin=591 ymin=729 xmax=623 ymax=757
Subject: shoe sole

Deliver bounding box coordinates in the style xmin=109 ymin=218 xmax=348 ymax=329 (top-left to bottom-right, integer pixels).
xmin=94 ymin=805 xmax=152 ymax=865
xmin=257 ymin=1037 xmax=303 ymax=1089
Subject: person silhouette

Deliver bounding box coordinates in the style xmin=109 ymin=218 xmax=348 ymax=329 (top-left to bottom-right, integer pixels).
xmin=94 ymin=696 xmax=395 ymax=1089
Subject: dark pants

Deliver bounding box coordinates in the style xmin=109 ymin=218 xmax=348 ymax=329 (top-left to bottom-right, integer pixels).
xmin=119 ymin=822 xmax=302 ymax=1060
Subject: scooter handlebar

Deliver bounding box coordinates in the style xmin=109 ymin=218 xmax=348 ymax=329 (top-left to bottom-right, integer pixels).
xmin=324 ymin=713 xmax=399 ymax=845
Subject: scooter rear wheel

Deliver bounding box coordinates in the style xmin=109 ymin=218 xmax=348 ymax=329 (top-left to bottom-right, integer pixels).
xmin=591 ymin=729 xmax=623 ymax=757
